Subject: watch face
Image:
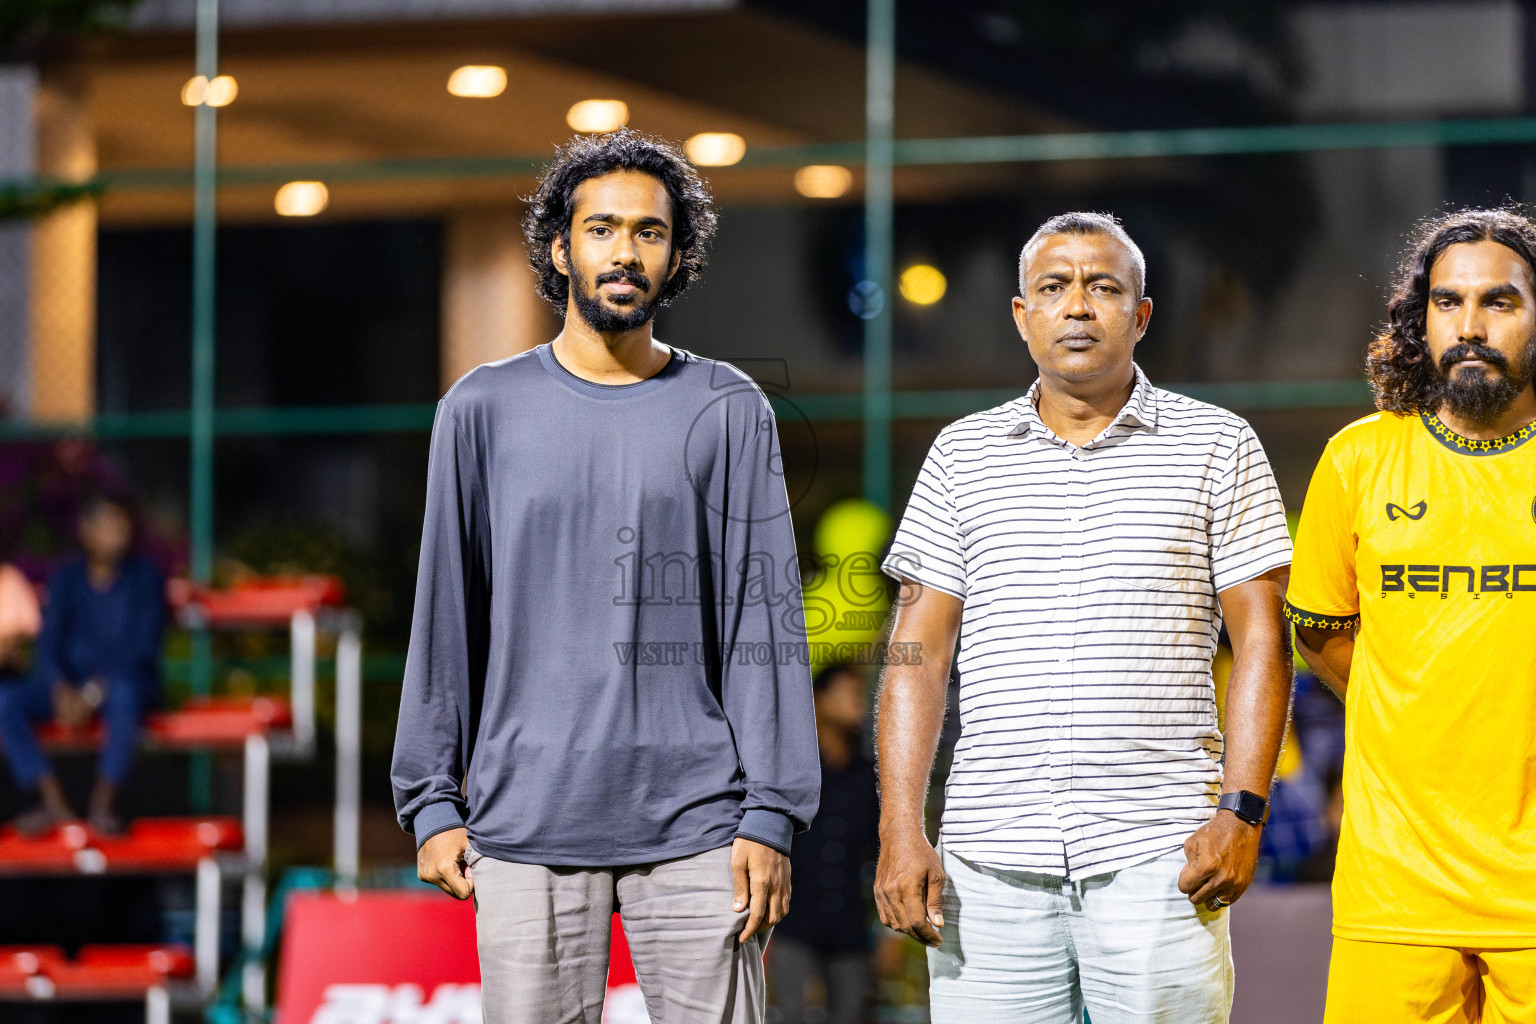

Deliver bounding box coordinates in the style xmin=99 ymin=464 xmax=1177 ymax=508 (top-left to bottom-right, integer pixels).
xmin=1222 ymin=791 xmax=1267 ymax=823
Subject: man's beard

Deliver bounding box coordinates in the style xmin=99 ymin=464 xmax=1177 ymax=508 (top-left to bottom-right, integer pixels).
xmin=1432 ymin=335 xmax=1536 ymax=427
xmin=570 ymin=267 xmax=659 ymax=334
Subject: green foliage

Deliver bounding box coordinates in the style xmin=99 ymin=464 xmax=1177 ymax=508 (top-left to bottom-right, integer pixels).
xmin=0 ymin=181 xmax=101 ymax=222
xmin=222 ymin=517 xmax=407 ymax=648
xmin=1 ymin=0 xmax=143 ymax=218
xmin=987 ymin=1 xmax=1317 ymax=295
xmin=999 ymin=1 xmax=1301 ymax=95
xmin=219 ymin=518 xmax=414 ymax=766
xmin=0 ymin=0 xmax=142 ymax=47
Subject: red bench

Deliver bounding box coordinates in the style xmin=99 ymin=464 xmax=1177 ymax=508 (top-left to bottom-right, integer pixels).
xmin=34 ymin=695 xmax=293 ymax=750
xmin=0 ymin=816 xmax=243 ymax=874
xmin=0 ymin=946 xmax=65 ymax=998
xmin=0 ymin=944 xmax=192 ymax=1001
xmin=3 ymin=575 xmax=347 ymax=1016
xmin=170 ymin=575 xmax=345 ymax=628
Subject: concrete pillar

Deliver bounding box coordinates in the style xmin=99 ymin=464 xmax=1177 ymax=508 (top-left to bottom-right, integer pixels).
xmin=0 ymin=65 xmax=36 ymax=419
xmin=440 ymin=209 xmax=556 ymax=393
xmin=29 ymin=70 xmax=95 ymax=422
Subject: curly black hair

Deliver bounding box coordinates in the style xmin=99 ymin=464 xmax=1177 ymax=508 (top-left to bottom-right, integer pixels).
xmin=522 ymin=129 xmax=718 ymax=314
xmin=1369 ymin=207 xmax=1536 ymax=414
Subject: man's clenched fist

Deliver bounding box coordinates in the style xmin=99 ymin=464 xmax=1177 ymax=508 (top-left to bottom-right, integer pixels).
xmin=418 ymin=827 xmax=474 ymax=900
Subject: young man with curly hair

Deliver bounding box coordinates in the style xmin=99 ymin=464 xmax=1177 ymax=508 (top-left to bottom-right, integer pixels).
xmin=391 ymin=129 xmax=818 ymax=1024
xmin=1287 ymin=208 xmax=1536 ymax=1023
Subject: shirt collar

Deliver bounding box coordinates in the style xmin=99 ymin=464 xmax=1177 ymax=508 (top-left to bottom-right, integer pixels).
xmin=1006 ymin=363 xmax=1159 ymax=441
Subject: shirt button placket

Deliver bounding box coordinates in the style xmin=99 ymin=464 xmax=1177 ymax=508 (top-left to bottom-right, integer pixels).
xmin=1054 ymin=446 xmax=1088 ymax=872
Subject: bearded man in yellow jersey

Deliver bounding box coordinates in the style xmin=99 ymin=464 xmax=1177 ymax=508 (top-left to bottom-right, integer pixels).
xmin=1288 ymin=208 xmax=1536 ymax=1024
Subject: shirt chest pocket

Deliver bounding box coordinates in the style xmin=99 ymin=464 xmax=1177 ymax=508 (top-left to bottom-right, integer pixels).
xmin=1099 ymin=510 xmax=1210 ymax=593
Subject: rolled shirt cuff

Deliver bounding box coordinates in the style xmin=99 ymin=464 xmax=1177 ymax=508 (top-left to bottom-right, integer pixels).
xmin=411 ymin=800 xmax=467 ymax=850
xmin=735 ymin=809 xmax=794 ymax=856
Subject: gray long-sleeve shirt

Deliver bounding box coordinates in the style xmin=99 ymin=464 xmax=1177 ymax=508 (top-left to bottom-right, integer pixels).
xmin=391 ymin=343 xmax=819 ymax=865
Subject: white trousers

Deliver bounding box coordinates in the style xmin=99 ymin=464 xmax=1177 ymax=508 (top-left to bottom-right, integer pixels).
xmin=927 ymin=847 xmax=1233 ymax=1024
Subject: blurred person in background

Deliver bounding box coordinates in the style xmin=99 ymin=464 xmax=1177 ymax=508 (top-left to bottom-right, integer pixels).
xmin=875 ymin=212 xmax=1294 ymax=1023
xmin=392 ymin=129 xmax=817 ymax=1024
xmin=1289 ymin=669 xmax=1345 ymax=784
xmin=1288 ymin=208 xmax=1536 ymax=1023
xmin=0 ymin=494 xmax=166 ymax=836
xmin=771 ymin=663 xmax=879 ymax=1024
xmin=1292 ymin=763 xmax=1344 ymax=885
xmin=1254 ymin=666 xmax=1344 ymax=883
xmin=1213 ymin=637 xmax=1332 ymax=884
xmin=0 ymin=560 xmax=41 ymax=690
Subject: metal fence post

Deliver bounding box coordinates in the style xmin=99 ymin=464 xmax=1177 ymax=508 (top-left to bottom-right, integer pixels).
xmin=188 ymin=0 xmax=220 ymax=813
xmin=863 ymin=0 xmax=896 ymax=512
xmin=333 ymin=613 xmax=363 ymax=891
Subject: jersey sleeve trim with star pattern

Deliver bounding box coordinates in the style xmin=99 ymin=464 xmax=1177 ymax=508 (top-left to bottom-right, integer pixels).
xmin=1283 ymin=602 xmax=1359 ymax=630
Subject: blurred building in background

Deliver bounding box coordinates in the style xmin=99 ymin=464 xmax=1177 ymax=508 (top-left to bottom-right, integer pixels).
xmin=0 ymin=2 xmax=1531 ymax=1017
xmin=4 ymin=0 xmax=1534 ymax=531
xmin=0 ymin=0 xmax=1527 ymax=849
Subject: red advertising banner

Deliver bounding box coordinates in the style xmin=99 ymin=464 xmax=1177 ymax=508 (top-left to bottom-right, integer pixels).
xmin=275 ymin=891 xmax=645 ymax=1024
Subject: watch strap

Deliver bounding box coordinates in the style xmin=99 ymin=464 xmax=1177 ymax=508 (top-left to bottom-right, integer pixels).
xmin=1217 ymin=790 xmax=1270 ymax=825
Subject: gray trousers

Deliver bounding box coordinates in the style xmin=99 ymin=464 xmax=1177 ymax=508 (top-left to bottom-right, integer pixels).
xmin=468 ymin=843 xmax=768 ymax=1024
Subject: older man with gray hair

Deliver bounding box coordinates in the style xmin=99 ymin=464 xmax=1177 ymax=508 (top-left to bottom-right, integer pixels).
xmin=874 ymin=212 xmax=1294 ymax=1022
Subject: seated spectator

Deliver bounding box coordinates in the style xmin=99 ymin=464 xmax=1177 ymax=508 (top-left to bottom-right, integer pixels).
xmin=0 ymin=494 xmax=166 ymax=836
xmin=770 ymin=663 xmax=879 ymax=1024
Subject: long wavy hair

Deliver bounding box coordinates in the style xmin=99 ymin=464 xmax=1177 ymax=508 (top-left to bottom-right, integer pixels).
xmin=1369 ymin=208 xmax=1536 ymax=413
xmin=523 ymin=129 xmax=717 ymax=314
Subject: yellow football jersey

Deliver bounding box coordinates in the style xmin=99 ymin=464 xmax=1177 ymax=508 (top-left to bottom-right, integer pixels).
xmin=1287 ymin=409 xmax=1536 ymax=946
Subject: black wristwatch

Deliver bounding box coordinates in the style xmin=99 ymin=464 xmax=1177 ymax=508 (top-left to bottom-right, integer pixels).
xmin=1217 ymin=790 xmax=1270 ymax=826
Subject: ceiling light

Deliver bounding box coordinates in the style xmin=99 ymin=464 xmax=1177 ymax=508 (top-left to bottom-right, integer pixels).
xmin=274 ymin=181 xmax=329 ymax=217
xmin=447 ymin=65 xmax=507 ymax=98
xmin=794 ymin=165 xmax=852 ymax=199
xmin=566 ymin=99 xmax=629 ymax=133
xmin=899 ymin=264 xmax=947 ymax=305
xmin=182 ymin=75 xmax=238 ymax=107
xmin=685 ymin=132 xmax=746 ymax=167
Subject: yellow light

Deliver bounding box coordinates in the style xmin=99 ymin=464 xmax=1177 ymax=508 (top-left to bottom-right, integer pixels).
xmin=205 ymin=76 xmax=238 ymax=107
xmin=566 ymin=99 xmax=629 ymax=133
xmin=684 ymin=132 xmax=746 ymax=167
xmin=447 ymin=65 xmax=507 ymax=98
xmin=274 ymin=181 xmax=329 ymax=217
xmin=899 ymin=264 xmax=947 ymax=305
xmin=182 ymin=75 xmax=237 ymax=107
xmin=793 ymin=164 xmax=852 ymax=199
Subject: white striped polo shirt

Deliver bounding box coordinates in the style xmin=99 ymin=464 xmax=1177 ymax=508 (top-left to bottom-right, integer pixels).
xmin=882 ymin=364 xmax=1292 ymax=878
